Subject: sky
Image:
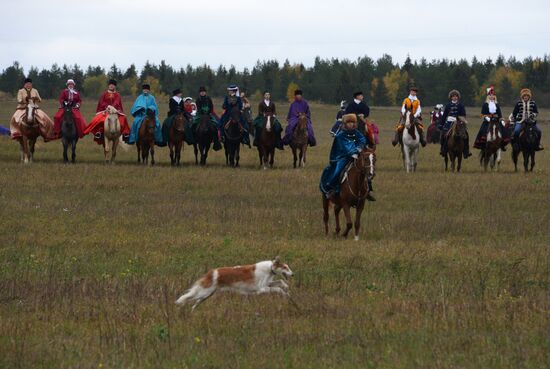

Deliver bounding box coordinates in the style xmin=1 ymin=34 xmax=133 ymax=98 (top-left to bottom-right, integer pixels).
xmin=2 ymin=0 xmax=549 ymax=72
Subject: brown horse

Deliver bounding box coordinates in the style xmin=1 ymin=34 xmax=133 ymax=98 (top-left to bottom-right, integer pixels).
xmin=18 ymin=101 xmax=40 ymax=164
xmin=323 ymin=148 xmax=376 ymax=241
xmin=258 ymin=114 xmax=276 ymax=169
xmin=444 ymin=117 xmax=467 ymax=172
xmin=223 ymin=106 xmax=243 ymax=167
xmin=290 ymin=112 xmax=308 ymax=168
xmin=480 ymin=115 xmax=502 ymax=171
xmin=137 ymin=111 xmax=156 ymax=165
xmin=168 ymin=111 xmax=186 ymax=166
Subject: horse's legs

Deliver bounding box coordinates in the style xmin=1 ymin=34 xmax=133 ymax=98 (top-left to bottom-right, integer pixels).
xmin=137 ymin=141 xmax=141 ymax=163
xmin=342 ymin=205 xmax=353 ymax=238
xmin=269 ymin=148 xmax=274 ymax=168
xmin=176 ymin=141 xmax=182 ymax=166
xmin=71 ymin=138 xmax=77 ymax=163
xmin=150 ymin=144 xmax=155 ymax=166
xmin=29 ymin=137 xmax=36 ymax=163
xmin=531 ymin=152 xmax=535 ymax=172
xmin=292 ymin=147 xmax=297 ymax=168
xmin=169 ymin=142 xmax=175 ymax=166
xmin=444 ymin=153 xmax=448 ymax=171
xmin=457 ymin=155 xmax=462 ymax=172
xmin=334 ymin=205 xmax=341 ymax=235
xmin=404 ymin=147 xmax=411 ymax=173
xmin=62 ymin=137 xmax=69 ymax=163
xmin=111 ymin=138 xmax=118 ymax=164
xmin=235 ymin=144 xmax=240 ymax=167
xmin=193 ymin=143 xmax=199 ymax=165
xmin=354 ymin=201 xmax=365 ymax=241
xmin=523 ymin=151 xmax=529 ymax=172
xmin=21 ymin=137 xmax=29 ymax=163
xmin=322 ymin=196 xmax=330 ymax=235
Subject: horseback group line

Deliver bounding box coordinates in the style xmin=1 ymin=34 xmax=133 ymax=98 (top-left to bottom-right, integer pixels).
xmin=7 ymin=78 xmax=317 ymax=167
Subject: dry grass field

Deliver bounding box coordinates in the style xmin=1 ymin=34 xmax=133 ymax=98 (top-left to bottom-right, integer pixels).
xmin=0 ymin=97 xmax=549 ymax=369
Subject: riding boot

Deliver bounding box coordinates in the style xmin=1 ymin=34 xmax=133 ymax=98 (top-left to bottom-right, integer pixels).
xmin=276 ymin=135 xmax=284 ymax=150
xmin=213 ymin=135 xmax=222 ymax=151
xmin=439 ymin=140 xmax=446 ymax=157
xmin=391 ymin=131 xmax=399 ymax=146
xmin=253 ymin=136 xmax=258 ymax=147
xmin=419 ymin=130 xmax=427 ymax=147
xmin=536 ymin=136 xmax=544 ymax=151
xmin=500 ymin=142 xmax=507 ymax=151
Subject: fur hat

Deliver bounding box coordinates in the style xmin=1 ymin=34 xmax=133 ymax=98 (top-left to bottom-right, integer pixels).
xmin=199 ymin=86 xmax=207 ymax=92
xmin=353 ymin=91 xmax=363 ymax=98
xmin=172 ymin=88 xmax=182 ymax=96
xmin=108 ymin=79 xmax=117 ymax=86
xmin=448 ymin=89 xmax=461 ymax=99
xmin=142 ymin=84 xmax=151 ymax=90
xmin=520 ymin=88 xmax=532 ymax=98
xmin=342 ymin=114 xmax=357 ymax=124
xmin=66 ymin=79 xmax=75 ymax=86
xmin=24 ymin=77 xmax=32 ymax=84
xmin=294 ymin=89 xmax=303 ymax=96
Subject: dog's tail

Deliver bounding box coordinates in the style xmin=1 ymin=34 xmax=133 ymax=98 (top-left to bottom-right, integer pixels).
xmin=175 ymin=284 xmax=199 ymax=306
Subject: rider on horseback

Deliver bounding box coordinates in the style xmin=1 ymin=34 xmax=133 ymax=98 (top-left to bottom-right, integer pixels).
xmin=53 ymin=79 xmax=87 ymax=140
xmin=9 ymin=78 xmax=55 ymax=141
xmin=253 ymin=91 xmax=284 ymax=150
xmin=329 ymin=100 xmax=348 ymax=135
xmin=320 ymin=114 xmax=375 ymax=202
xmin=85 ymin=79 xmax=131 ymax=144
xmin=474 ymin=86 xmax=507 ymax=151
xmin=128 ymin=84 xmax=164 ymax=146
xmin=511 ymin=88 xmax=543 ymax=151
xmin=161 ymin=89 xmax=192 ymax=145
xmin=283 ymin=89 xmax=316 ymax=147
xmin=439 ymin=89 xmax=472 ymax=158
xmin=190 ymin=86 xmax=221 ymax=150
xmin=219 ymin=84 xmax=250 ymax=146
xmin=392 ymin=85 xmax=426 ymax=147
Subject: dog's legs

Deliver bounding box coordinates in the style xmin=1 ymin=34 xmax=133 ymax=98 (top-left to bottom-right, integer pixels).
xmin=191 ymin=288 xmax=216 ymax=311
xmin=258 ymin=286 xmax=289 ymax=296
xmin=269 ymin=280 xmax=289 ymax=290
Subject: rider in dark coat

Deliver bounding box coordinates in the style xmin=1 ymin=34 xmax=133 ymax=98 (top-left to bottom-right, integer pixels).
xmin=511 ymin=88 xmax=543 ymax=150
xmin=439 ymin=89 xmax=471 ymax=158
xmin=474 ymin=86 xmax=507 ymax=150
xmin=219 ymin=84 xmax=250 ymax=146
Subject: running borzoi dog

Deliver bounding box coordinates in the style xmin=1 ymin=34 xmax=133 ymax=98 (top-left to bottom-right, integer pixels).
xmin=175 ymin=256 xmax=293 ymax=310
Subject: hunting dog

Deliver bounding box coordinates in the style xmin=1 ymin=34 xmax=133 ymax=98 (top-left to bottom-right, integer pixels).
xmin=175 ymin=256 xmax=293 ymax=310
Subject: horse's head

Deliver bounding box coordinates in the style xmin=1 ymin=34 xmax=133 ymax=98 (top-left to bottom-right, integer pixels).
xmin=454 ymin=116 xmax=468 ymax=138
xmin=24 ymin=102 xmax=38 ymax=126
xmin=521 ymin=117 xmax=537 ymax=144
xmin=404 ymin=111 xmax=413 ymax=129
xmin=487 ymin=115 xmax=502 ymax=142
xmin=265 ymin=115 xmax=272 ymax=132
xmin=62 ymin=102 xmax=74 ymax=125
xmin=173 ymin=111 xmax=186 ymax=133
xmin=356 ymin=148 xmax=376 ymax=180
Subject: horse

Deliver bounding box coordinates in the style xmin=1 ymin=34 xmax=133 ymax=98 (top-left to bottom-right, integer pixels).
xmin=193 ymin=113 xmax=217 ymax=166
xmin=401 ymin=111 xmax=420 ymax=173
xmin=479 ymin=115 xmax=502 ymax=171
xmin=258 ymin=113 xmax=276 ymax=169
xmin=322 ymin=148 xmax=376 ymax=241
xmin=444 ymin=117 xmax=468 ymax=172
xmin=61 ymin=102 xmax=78 ymax=164
xmin=223 ymin=106 xmax=242 ymax=167
xmin=168 ymin=111 xmax=186 ymax=166
xmin=512 ymin=118 xmax=537 ymax=172
xmin=17 ymin=100 xmax=40 ymax=164
xmin=137 ymin=110 xmax=156 ymax=165
xmin=103 ymin=106 xmax=121 ymax=164
xmin=290 ymin=112 xmax=308 ymax=168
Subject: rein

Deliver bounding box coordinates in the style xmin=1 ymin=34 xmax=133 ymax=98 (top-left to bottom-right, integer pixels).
xmin=345 ymin=153 xmax=375 ymax=201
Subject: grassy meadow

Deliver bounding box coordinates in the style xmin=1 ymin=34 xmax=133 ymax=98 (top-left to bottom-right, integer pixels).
xmin=0 ymin=97 xmax=549 ymax=369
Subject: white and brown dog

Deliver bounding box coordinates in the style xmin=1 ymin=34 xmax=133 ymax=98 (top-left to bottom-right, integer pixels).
xmin=175 ymin=256 xmax=293 ymax=310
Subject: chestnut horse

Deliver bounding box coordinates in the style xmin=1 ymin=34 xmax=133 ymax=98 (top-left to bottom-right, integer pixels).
xmin=444 ymin=117 xmax=468 ymax=172
xmin=258 ymin=114 xmax=276 ymax=169
xmin=103 ymin=106 xmax=122 ymax=164
xmin=18 ymin=101 xmax=40 ymax=164
xmin=479 ymin=115 xmax=502 ymax=171
xmin=322 ymin=148 xmax=376 ymax=241
xmin=137 ymin=110 xmax=156 ymax=165
xmin=168 ymin=111 xmax=186 ymax=166
xmin=290 ymin=112 xmax=308 ymax=168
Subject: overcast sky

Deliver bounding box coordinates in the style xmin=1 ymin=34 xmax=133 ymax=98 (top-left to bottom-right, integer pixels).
xmin=2 ymin=0 xmax=549 ymax=72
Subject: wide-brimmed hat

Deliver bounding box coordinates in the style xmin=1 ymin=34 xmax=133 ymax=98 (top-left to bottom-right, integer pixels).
xmin=172 ymin=88 xmax=182 ymax=96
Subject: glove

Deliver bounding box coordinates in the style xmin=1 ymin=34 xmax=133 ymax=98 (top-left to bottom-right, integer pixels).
xmin=351 ymin=154 xmax=358 ymax=159
xmin=484 ymin=116 xmax=490 ymax=122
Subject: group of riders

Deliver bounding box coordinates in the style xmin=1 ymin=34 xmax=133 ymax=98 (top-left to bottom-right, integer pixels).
xmin=6 ymin=77 xmax=544 ymax=203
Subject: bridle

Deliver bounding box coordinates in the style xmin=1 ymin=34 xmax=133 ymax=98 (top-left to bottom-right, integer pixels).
xmin=346 ymin=150 xmax=375 ymax=200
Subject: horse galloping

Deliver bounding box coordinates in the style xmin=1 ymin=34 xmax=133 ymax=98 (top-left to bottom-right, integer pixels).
xmin=480 ymin=115 xmax=502 ymax=171
xmin=137 ymin=110 xmax=156 ymax=165
xmin=18 ymin=101 xmax=40 ymax=164
xmin=61 ymin=102 xmax=78 ymax=164
xmin=322 ymin=148 xmax=376 ymax=241
xmin=104 ymin=106 xmax=122 ymax=164
xmin=401 ymin=111 xmax=420 ymax=173
xmin=193 ymin=113 xmax=217 ymax=166
xmin=258 ymin=114 xmax=276 ymax=169
xmin=290 ymin=112 xmax=308 ymax=168
xmin=168 ymin=111 xmax=186 ymax=166
xmin=444 ymin=117 xmax=468 ymax=172
xmin=512 ymin=118 xmax=537 ymax=172
xmin=224 ymin=106 xmax=242 ymax=167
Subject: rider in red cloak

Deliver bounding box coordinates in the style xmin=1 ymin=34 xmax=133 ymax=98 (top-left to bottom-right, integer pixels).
xmin=53 ymin=79 xmax=87 ymax=139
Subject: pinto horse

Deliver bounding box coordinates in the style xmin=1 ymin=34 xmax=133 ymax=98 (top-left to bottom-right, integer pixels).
xmin=290 ymin=112 xmax=308 ymax=168
xmin=61 ymin=103 xmax=78 ymax=164
xmin=480 ymin=115 xmax=502 ymax=171
xmin=18 ymin=101 xmax=40 ymax=164
xmin=137 ymin=110 xmax=156 ymax=165
xmin=103 ymin=106 xmax=122 ymax=164
xmin=401 ymin=111 xmax=420 ymax=173
xmin=223 ymin=106 xmax=242 ymax=167
xmin=323 ymin=148 xmax=376 ymax=241
xmin=193 ymin=113 xmax=217 ymax=166
xmin=258 ymin=114 xmax=276 ymax=169
xmin=444 ymin=117 xmax=468 ymax=172
xmin=512 ymin=118 xmax=537 ymax=172
xmin=168 ymin=111 xmax=186 ymax=166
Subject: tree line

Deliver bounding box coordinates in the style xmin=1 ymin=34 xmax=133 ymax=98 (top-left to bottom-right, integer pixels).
xmin=1 ymin=54 xmax=549 ymax=107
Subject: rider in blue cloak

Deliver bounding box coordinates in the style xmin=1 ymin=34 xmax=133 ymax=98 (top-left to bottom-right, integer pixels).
xmin=128 ymin=84 xmax=164 ymax=146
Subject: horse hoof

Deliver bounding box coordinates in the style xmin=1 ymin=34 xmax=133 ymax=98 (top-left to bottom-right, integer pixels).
xmin=354 ymin=236 xmax=359 ymax=241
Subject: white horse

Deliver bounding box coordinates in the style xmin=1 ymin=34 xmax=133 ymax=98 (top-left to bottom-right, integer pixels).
xmin=401 ymin=111 xmax=420 ymax=173
xmin=103 ymin=105 xmax=123 ymax=164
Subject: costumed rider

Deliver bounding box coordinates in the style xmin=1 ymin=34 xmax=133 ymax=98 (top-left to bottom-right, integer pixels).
xmin=329 ymin=100 xmax=348 ymax=136
xmin=162 ymin=88 xmax=191 ymax=145
xmin=191 ymin=86 xmax=221 ymax=150
xmin=218 ymin=84 xmax=250 ymax=146
xmin=510 ymin=88 xmax=543 ymax=151
xmin=53 ymin=79 xmax=87 ymax=140
xmin=392 ymin=85 xmax=426 ymax=147
xmin=283 ymin=89 xmax=317 ymax=146
xmin=84 ymin=79 xmax=130 ymax=144
xmin=9 ymin=77 xmax=55 ymax=141
xmin=128 ymin=84 xmax=164 ymax=146
xmin=344 ymin=91 xmax=375 ymax=145
xmin=474 ymin=86 xmax=507 ymax=151
xmin=252 ymin=90 xmax=283 ymax=150
xmin=320 ymin=114 xmax=375 ymax=201
xmin=439 ymin=89 xmax=472 ymax=158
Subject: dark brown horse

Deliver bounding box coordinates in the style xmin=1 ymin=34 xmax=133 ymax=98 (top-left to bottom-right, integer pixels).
xmin=61 ymin=103 xmax=78 ymax=164
xmin=512 ymin=118 xmax=537 ymax=172
xmin=444 ymin=117 xmax=467 ymax=172
xmin=323 ymin=148 xmax=376 ymax=241
xmin=223 ymin=106 xmax=242 ymax=167
xmin=290 ymin=112 xmax=308 ymax=168
xmin=480 ymin=115 xmax=502 ymax=171
xmin=193 ymin=112 xmax=217 ymax=166
xmin=258 ymin=113 xmax=276 ymax=169
xmin=18 ymin=101 xmax=40 ymax=164
xmin=137 ymin=110 xmax=156 ymax=165
xmin=168 ymin=111 xmax=186 ymax=166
